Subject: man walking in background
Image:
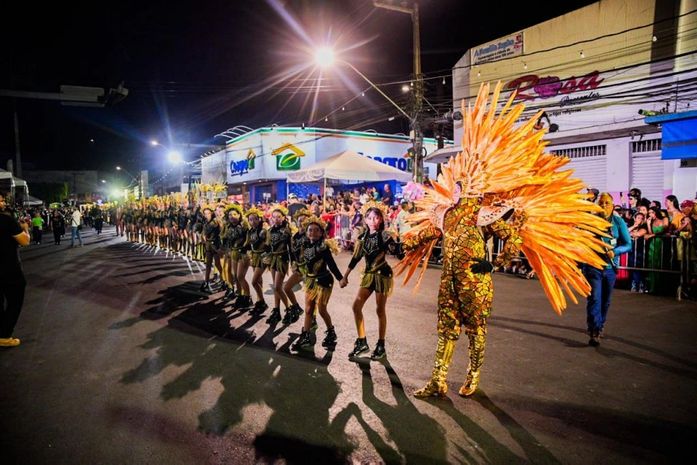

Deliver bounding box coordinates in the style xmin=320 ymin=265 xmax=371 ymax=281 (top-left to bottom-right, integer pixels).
xmin=71 ymin=208 xmax=83 ymax=247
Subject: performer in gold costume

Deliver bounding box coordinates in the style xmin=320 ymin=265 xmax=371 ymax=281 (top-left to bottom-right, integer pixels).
xmin=398 ymin=82 xmax=610 ymax=398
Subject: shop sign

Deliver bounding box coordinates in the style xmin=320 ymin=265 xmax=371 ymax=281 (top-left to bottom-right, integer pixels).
xmin=272 ymin=143 xmax=305 ymax=171
xmin=229 ymin=148 xmax=256 ymax=177
xmin=471 ymin=32 xmax=523 ymax=65
xmin=504 ymin=70 xmax=604 ymax=101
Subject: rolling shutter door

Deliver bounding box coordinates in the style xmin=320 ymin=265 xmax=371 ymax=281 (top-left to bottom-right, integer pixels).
xmin=631 ymin=153 xmax=664 ymax=202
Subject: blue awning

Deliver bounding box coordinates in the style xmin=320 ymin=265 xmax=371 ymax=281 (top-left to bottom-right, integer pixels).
xmin=645 ymin=110 xmax=697 ymax=160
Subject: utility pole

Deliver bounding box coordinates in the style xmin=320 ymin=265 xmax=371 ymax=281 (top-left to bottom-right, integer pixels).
xmin=374 ymin=1 xmax=424 ymax=182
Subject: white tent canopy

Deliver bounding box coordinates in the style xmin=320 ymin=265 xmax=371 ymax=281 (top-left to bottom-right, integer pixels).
xmin=24 ymin=194 xmax=43 ymax=206
xmin=286 ymin=150 xmax=413 ymax=183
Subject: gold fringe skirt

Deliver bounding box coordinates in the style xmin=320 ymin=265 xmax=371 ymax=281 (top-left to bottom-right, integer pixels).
xmin=230 ymin=248 xmax=244 ymax=262
xmin=250 ymin=251 xmax=266 ymax=269
xmin=304 ymin=278 xmax=333 ymax=306
xmin=360 ymin=270 xmax=394 ymax=296
xmin=268 ymin=254 xmax=289 ymax=274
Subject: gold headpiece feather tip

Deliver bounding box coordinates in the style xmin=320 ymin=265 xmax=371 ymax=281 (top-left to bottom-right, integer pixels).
xmin=301 ymin=214 xmax=328 ymax=232
xmin=225 ymin=203 xmax=244 ymax=216
xmin=268 ymin=203 xmax=289 ymax=217
xmin=360 ymin=200 xmax=389 ymax=219
xmin=245 ymin=207 xmax=264 ymax=219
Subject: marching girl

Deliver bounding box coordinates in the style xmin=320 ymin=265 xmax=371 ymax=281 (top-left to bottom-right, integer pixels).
xmin=281 ymin=208 xmax=312 ymax=325
xmin=292 ymin=215 xmax=343 ymax=351
xmin=200 ymin=205 xmax=223 ymax=293
xmin=219 ymin=207 xmax=236 ymax=299
xmin=227 ymin=204 xmax=252 ymax=310
xmin=264 ymin=204 xmax=292 ymax=325
xmin=245 ymin=207 xmax=270 ymax=312
xmin=339 ymin=201 xmax=402 ymax=360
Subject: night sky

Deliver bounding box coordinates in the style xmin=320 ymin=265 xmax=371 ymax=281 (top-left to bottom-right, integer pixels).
xmin=1 ymin=0 xmax=597 ymax=175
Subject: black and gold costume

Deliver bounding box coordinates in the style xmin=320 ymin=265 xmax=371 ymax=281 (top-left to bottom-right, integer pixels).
xmin=301 ymin=239 xmax=343 ymax=306
xmin=348 ymin=229 xmax=400 ymax=296
xmin=266 ymin=222 xmax=291 ymax=274
xmin=246 ymin=224 xmax=268 ymax=269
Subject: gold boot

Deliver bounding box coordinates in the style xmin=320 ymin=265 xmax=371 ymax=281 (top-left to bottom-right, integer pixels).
xmin=414 ymin=336 xmax=456 ymax=398
xmin=458 ymin=325 xmax=486 ymax=397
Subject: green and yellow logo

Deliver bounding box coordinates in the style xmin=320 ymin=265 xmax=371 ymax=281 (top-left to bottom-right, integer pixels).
xmin=272 ymin=143 xmax=305 ymax=171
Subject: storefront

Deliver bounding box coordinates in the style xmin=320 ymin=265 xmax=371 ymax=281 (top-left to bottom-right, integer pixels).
xmin=201 ymin=127 xmax=447 ymax=203
xmin=448 ymin=0 xmax=697 ymax=203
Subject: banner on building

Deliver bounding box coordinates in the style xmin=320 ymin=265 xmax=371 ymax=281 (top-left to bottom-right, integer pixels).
xmin=471 ymin=32 xmax=523 ymax=65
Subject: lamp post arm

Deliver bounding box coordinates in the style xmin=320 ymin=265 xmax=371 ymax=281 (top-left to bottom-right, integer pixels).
xmin=341 ymin=61 xmax=412 ymax=121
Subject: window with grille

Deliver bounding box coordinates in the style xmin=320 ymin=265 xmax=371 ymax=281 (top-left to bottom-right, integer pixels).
xmin=631 ymin=139 xmax=662 ymax=153
xmin=551 ymin=145 xmax=607 ymax=159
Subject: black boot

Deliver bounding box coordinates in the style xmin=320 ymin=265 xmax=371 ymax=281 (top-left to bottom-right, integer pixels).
xmin=322 ymin=326 xmax=337 ymax=349
xmin=234 ymin=295 xmax=252 ymax=310
xmin=291 ymin=304 xmax=304 ymax=323
xmin=252 ymin=300 xmax=268 ymax=314
xmin=282 ymin=306 xmax=294 ymax=325
xmin=266 ymin=307 xmax=282 ymax=324
xmin=199 ymin=281 xmax=214 ymax=294
xmin=349 ymin=338 xmax=370 ymax=359
xmin=292 ymin=330 xmax=313 ymax=351
xmin=371 ymin=339 xmax=386 ymax=360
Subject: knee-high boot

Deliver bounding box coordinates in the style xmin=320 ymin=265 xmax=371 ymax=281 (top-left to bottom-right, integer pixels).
xmin=414 ymin=335 xmax=456 ymax=398
xmin=459 ymin=325 xmax=486 ymax=397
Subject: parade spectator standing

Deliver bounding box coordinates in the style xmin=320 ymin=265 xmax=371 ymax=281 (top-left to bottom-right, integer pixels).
xmin=583 ymin=193 xmax=632 ymax=346
xmin=70 ymin=208 xmax=83 ymax=247
xmin=287 ymin=193 xmax=305 ymax=218
xmin=51 ymin=210 xmax=66 ymax=245
xmin=31 ymin=212 xmax=44 ymax=244
xmin=382 ymin=183 xmax=393 ymax=206
xmin=0 ymin=193 xmax=30 ymax=347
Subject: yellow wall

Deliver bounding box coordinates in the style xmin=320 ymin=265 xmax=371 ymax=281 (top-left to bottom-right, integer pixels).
xmin=467 ymin=0 xmax=690 ymax=95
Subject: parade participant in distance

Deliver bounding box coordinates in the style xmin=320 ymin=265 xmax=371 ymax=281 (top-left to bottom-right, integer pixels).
xmin=264 ymin=204 xmax=292 ymax=325
xmin=200 ymin=206 xmax=223 ymax=293
xmin=245 ymin=207 xmax=269 ymax=313
xmin=282 ymin=207 xmax=312 ymax=325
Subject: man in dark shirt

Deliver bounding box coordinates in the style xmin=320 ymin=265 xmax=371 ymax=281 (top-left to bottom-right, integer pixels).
xmin=0 ymin=193 xmax=31 ymax=347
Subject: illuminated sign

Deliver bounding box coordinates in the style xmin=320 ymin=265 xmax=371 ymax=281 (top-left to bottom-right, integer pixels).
xmin=230 ymin=148 xmax=256 ymax=176
xmin=504 ymin=70 xmax=604 ymax=101
xmin=272 ymin=143 xmax=305 ymax=171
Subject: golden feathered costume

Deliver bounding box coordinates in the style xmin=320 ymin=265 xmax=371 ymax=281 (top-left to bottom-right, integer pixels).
xmin=398 ymin=82 xmax=610 ymax=398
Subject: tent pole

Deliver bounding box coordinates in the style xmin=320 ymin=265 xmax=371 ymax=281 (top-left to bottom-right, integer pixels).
xmin=323 ymin=177 xmax=327 ymax=212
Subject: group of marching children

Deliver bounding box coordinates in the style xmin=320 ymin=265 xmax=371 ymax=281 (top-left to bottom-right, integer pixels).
xmin=121 ymin=197 xmax=403 ymax=360
xmin=190 ymin=200 xmax=403 ymax=360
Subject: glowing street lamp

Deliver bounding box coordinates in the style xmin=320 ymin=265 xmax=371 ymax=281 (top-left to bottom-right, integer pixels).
xmin=314 ymin=47 xmax=335 ymax=68
xmin=167 ymin=150 xmax=183 ymax=165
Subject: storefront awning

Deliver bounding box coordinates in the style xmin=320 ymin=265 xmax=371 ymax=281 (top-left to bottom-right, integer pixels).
xmin=424 ymin=146 xmax=461 ymax=164
xmin=645 ymin=110 xmax=697 ymax=160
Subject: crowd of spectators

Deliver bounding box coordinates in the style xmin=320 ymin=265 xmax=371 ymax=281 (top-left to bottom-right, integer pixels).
xmin=3 ymin=203 xmax=116 ymax=246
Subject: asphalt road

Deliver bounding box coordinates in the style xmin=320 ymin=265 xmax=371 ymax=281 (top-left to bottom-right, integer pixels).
xmin=1 ymin=225 xmax=695 ymax=464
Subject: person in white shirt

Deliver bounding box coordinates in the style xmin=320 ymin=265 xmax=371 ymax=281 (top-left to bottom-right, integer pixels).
xmin=70 ymin=209 xmax=83 ymax=247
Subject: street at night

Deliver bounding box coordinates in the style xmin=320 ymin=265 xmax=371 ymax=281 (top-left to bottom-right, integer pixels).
xmin=1 ymin=227 xmax=695 ymax=464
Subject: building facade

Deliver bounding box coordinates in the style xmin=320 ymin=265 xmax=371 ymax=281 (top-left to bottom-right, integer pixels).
xmin=449 ymin=0 xmax=697 ymax=203
xmin=201 ymin=126 xmax=445 ymax=204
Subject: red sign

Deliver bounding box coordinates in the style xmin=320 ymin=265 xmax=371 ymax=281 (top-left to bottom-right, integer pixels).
xmin=504 ymin=71 xmax=604 ymax=101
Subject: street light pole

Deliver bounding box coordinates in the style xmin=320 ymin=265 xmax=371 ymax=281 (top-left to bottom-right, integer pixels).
xmin=373 ymin=1 xmax=424 ymax=182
